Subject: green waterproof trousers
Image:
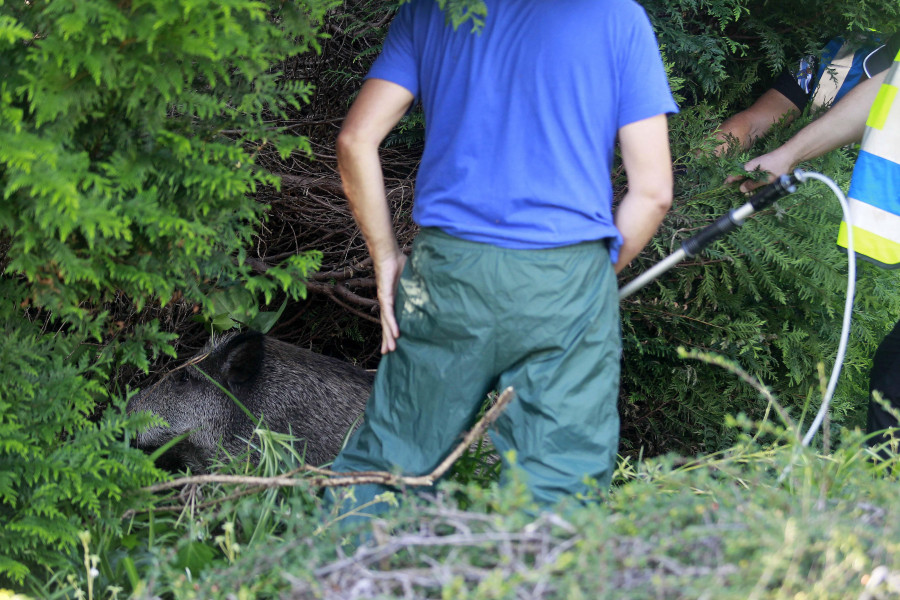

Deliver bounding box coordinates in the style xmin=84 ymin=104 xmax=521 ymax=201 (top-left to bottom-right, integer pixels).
xmin=329 ymin=228 xmax=621 ymax=516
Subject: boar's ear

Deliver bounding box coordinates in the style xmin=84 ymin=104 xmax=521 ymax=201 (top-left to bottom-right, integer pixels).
xmin=219 ymin=331 xmax=265 ymax=387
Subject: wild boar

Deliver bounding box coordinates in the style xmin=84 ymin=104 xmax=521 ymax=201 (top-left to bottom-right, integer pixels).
xmin=127 ymin=331 xmax=373 ymax=472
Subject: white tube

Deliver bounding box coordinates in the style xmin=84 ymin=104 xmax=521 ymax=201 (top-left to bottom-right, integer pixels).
xmin=797 ymin=170 xmax=856 ymax=447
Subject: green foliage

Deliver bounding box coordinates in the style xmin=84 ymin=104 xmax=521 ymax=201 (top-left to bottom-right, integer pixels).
xmin=618 ymin=100 xmax=900 ymax=455
xmin=0 ymin=0 xmax=328 ymax=332
xmin=0 ymin=319 xmax=162 ymax=585
xmin=63 ymin=406 xmax=900 ymax=599
xmin=611 ymin=1 xmax=900 ymax=455
xmin=0 ymin=0 xmax=333 ymax=584
xmin=642 ymin=0 xmax=900 ymax=105
xmin=199 ymin=291 xmax=289 ymax=334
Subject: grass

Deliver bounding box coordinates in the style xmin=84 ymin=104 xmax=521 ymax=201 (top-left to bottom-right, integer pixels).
xmin=27 ymin=419 xmax=900 ymax=599
xmin=18 ymin=361 xmax=900 ymax=600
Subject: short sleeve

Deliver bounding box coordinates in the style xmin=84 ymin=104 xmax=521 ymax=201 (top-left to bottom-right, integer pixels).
xmin=616 ymin=8 xmax=679 ymax=129
xmin=772 ymin=66 xmax=813 ymax=111
xmin=864 ymin=34 xmax=900 ymax=78
xmin=365 ymin=5 xmax=420 ymax=99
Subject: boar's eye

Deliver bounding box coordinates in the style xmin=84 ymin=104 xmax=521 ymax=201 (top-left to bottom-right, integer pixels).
xmin=174 ymin=368 xmax=191 ymax=384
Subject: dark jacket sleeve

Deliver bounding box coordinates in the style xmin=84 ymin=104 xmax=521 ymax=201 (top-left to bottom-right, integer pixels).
xmin=772 ymin=68 xmax=813 ymax=112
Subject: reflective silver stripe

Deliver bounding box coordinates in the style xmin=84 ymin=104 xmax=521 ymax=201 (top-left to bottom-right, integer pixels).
xmin=846 ymin=197 xmax=900 ymax=243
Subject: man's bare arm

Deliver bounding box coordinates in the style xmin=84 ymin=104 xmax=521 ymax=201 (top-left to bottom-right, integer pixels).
xmin=729 ymin=69 xmax=888 ymax=193
xmin=336 ymin=78 xmax=415 ymax=354
xmin=614 ymin=114 xmax=674 ymax=274
xmin=714 ymin=88 xmax=801 ymax=155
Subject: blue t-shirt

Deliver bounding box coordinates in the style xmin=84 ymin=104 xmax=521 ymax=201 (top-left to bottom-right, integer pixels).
xmin=367 ymin=0 xmax=678 ymax=258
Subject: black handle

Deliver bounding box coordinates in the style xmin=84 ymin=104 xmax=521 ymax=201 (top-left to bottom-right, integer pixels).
xmin=682 ymin=211 xmax=742 ymax=257
xmin=748 ymin=173 xmax=800 ymax=211
xmin=681 ymin=173 xmax=800 ymax=257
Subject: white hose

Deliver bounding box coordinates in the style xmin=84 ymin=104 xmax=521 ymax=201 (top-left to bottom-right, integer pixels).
xmin=795 ymin=170 xmax=856 ymax=447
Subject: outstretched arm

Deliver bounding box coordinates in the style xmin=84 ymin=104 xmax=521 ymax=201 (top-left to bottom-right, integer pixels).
xmin=713 ymin=88 xmax=801 ymax=155
xmin=614 ymin=113 xmax=674 ymax=273
xmin=336 ymin=78 xmax=415 ymax=354
xmin=729 ymin=69 xmax=888 ymax=193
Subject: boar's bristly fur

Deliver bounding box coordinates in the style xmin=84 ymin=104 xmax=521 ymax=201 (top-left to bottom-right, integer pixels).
xmin=127 ymin=331 xmax=373 ymax=472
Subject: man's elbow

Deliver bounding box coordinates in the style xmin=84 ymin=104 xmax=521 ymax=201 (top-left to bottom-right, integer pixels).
xmin=336 ymin=123 xmax=382 ymax=162
xmin=658 ymin=188 xmax=674 ymax=213
xmin=649 ymin=192 xmax=673 ymax=223
xmin=335 ymin=128 xmax=362 ymax=165
xmin=640 ymin=179 xmax=674 ymax=215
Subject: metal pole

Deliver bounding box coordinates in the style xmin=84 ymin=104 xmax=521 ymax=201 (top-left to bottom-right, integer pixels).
xmin=618 ymin=172 xmax=801 ymax=300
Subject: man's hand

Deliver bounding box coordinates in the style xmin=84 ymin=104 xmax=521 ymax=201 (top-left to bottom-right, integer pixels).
xmin=375 ymin=252 xmax=407 ymax=354
xmin=725 ymin=147 xmax=793 ymax=193
xmin=335 ymin=78 xmax=415 ymax=354
xmin=724 ymin=71 xmax=887 ymax=194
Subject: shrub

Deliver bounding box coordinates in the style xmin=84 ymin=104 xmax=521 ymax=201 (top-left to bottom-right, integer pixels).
xmin=3 ymin=0 xmax=900 ymax=593
xmin=111 ymin=407 xmax=900 ymax=599
xmin=617 ymin=1 xmax=900 ymax=454
xmin=0 ymin=0 xmax=332 ymax=583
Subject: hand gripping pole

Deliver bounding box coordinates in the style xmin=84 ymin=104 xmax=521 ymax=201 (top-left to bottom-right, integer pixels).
xmin=618 ymin=172 xmax=802 ymax=300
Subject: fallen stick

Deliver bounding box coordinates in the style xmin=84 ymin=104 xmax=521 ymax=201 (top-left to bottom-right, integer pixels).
xmin=140 ymin=386 xmax=516 ymax=494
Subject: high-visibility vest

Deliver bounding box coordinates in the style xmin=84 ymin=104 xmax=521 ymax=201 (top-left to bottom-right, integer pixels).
xmin=836 ymin=47 xmax=900 ymax=269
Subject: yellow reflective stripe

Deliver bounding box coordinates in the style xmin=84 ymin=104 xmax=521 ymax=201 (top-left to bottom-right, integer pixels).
xmin=837 ymin=222 xmax=900 ymax=267
xmin=862 ymin=61 xmax=900 ymax=160
xmin=867 ymin=84 xmax=898 ymax=130
xmin=846 ymin=195 xmax=900 ymax=242
xmin=896 ymin=47 xmax=900 ymax=62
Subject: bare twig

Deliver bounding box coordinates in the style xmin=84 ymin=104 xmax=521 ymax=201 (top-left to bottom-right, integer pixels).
xmin=139 ymin=387 xmax=516 ymax=494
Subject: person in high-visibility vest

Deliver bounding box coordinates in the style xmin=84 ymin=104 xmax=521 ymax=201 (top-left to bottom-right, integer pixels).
xmin=851 ymin=49 xmax=900 ymax=447
xmin=723 ymin=38 xmax=900 ymax=450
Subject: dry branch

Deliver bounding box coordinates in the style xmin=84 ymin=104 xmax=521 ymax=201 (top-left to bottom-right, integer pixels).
xmin=140 ymin=386 xmax=516 ymax=494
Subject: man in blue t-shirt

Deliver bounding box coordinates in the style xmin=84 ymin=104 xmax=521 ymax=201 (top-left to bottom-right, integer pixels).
xmin=329 ymin=0 xmax=677 ymax=515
